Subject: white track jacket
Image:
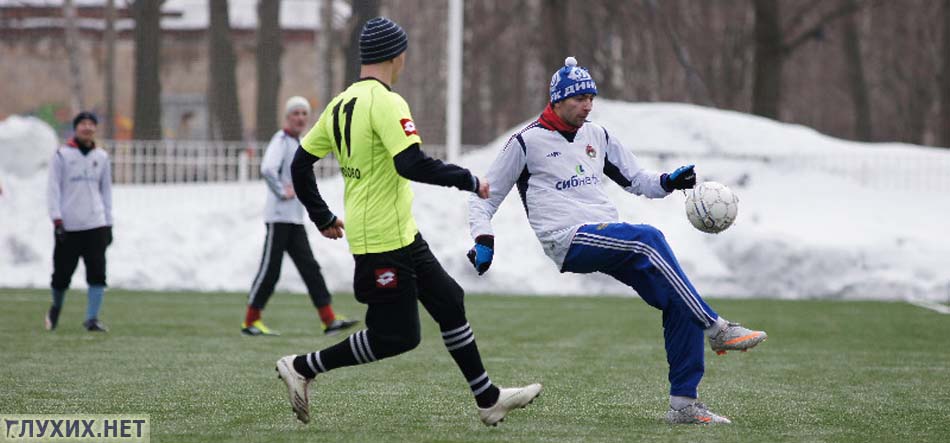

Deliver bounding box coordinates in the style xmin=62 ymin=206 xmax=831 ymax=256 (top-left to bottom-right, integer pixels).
xmin=261 ymin=130 xmax=305 ymax=224
xmin=47 ymin=141 xmax=113 ymax=231
xmin=468 ymin=120 xmax=669 ymax=268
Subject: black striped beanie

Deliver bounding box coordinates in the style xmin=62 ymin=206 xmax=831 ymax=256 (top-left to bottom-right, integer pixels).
xmin=360 ymin=17 xmax=408 ymax=64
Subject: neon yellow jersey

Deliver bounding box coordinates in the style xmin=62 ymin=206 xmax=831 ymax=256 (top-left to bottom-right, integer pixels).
xmin=301 ymin=78 xmax=422 ymax=254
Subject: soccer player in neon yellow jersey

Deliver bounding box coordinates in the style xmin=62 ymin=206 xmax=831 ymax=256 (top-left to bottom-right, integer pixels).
xmin=275 ymin=17 xmax=541 ymax=427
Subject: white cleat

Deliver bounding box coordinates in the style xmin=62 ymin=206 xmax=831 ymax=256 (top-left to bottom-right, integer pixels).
xmin=276 ymin=355 xmax=312 ymax=424
xmin=666 ymin=402 xmax=732 ymax=425
xmin=477 ymin=384 xmax=542 ymax=426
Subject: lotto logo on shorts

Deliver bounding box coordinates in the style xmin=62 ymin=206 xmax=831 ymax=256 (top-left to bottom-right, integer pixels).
xmin=400 ymin=119 xmax=418 ymax=137
xmin=375 ymin=268 xmax=397 ymax=288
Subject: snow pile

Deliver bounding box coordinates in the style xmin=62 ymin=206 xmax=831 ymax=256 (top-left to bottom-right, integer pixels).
xmin=0 ymin=116 xmax=58 ymax=178
xmin=2 ymin=101 xmax=949 ymax=303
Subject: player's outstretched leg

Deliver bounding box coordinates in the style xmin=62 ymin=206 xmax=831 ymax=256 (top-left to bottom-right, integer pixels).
xmin=274 ymin=298 xmax=423 ymax=424
xmin=413 ymin=236 xmax=541 ymax=426
xmin=275 ymin=325 xmax=416 ymax=424
xmin=577 ymin=223 xmax=768 ymax=355
xmin=438 ymin=322 xmax=543 ymax=426
xmin=567 ymin=223 xmax=766 ymax=423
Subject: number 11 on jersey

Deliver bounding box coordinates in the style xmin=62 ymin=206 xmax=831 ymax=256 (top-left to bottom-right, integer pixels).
xmin=332 ymin=97 xmax=357 ymax=159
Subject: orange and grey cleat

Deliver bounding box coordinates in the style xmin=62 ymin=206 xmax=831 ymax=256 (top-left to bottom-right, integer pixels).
xmin=709 ymin=322 xmax=767 ymax=355
xmin=666 ymin=402 xmax=732 ymax=425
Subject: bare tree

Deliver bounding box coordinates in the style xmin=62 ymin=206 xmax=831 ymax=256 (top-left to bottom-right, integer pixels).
xmin=751 ymin=0 xmax=785 ymax=119
xmin=942 ymin=0 xmax=950 ymax=147
xmin=693 ymin=0 xmax=755 ymax=111
xmin=540 ymin=0 xmax=571 ymax=73
xmin=62 ymin=0 xmax=84 ymax=114
xmin=132 ymin=0 xmax=163 ymax=140
xmin=645 ymin=0 xmax=714 ymax=107
xmin=840 ymin=0 xmax=871 ymax=141
xmin=461 ymin=0 xmax=489 ymax=144
xmin=208 ymin=0 xmax=244 ymax=141
xmin=865 ymin=2 xmax=942 ymax=144
xmin=343 ymin=0 xmax=380 ymax=85
xmin=256 ymin=0 xmax=282 ymax=141
xmin=318 ymin=0 xmax=335 ymax=107
xmin=751 ymin=0 xmax=865 ymax=120
xmin=103 ymin=0 xmax=117 ymax=139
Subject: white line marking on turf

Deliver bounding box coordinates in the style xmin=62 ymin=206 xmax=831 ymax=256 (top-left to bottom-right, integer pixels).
xmin=907 ymin=298 xmax=950 ymax=314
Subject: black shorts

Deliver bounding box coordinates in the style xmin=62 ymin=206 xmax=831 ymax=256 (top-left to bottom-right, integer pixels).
xmin=51 ymin=226 xmax=110 ymax=289
xmin=352 ymin=233 xmax=461 ymax=306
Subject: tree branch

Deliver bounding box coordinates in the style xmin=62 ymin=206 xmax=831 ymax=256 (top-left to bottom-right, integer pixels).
xmin=783 ymin=0 xmax=826 ymax=37
xmin=782 ymin=0 xmax=867 ymax=53
xmin=644 ymin=0 xmax=715 ymax=106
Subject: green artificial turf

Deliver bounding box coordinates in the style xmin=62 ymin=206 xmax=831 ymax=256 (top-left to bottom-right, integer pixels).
xmin=1 ymin=288 xmax=947 ymax=442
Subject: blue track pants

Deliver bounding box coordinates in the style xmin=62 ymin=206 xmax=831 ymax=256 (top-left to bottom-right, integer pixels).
xmin=562 ymin=223 xmax=719 ymax=397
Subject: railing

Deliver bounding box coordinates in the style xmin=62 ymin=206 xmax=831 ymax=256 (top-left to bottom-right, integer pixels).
xmin=100 ymin=140 xmax=477 ymax=185
xmin=100 ymin=140 xmax=950 ymax=192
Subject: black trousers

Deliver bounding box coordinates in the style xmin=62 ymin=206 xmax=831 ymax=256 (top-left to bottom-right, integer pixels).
xmin=51 ymin=226 xmax=109 ymax=290
xmin=353 ymin=233 xmax=468 ymax=354
xmin=248 ymin=223 xmax=332 ymax=310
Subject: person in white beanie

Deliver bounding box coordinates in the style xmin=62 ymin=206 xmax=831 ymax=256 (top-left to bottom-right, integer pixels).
xmin=242 ymin=96 xmax=358 ymax=337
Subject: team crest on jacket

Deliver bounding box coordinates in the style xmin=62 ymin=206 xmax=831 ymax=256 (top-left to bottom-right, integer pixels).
xmin=400 ymin=119 xmax=418 ymax=137
xmin=586 ymin=145 xmax=597 ymax=158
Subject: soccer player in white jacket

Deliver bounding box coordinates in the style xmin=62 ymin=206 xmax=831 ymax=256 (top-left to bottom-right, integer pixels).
xmin=46 ymin=112 xmax=112 ymax=332
xmin=468 ymin=58 xmax=768 ymax=425
xmin=242 ymin=96 xmax=358 ymax=337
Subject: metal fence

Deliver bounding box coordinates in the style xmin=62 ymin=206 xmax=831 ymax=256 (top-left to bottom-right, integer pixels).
xmin=100 ymin=140 xmax=950 ymax=192
xmin=100 ymin=140 xmax=480 ymax=185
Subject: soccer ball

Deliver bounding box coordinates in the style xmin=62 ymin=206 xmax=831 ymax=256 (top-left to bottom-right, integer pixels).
xmin=685 ymin=181 xmax=739 ymax=234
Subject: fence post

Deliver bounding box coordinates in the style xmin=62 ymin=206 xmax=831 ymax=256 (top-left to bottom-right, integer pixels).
xmin=238 ymin=148 xmax=249 ymax=183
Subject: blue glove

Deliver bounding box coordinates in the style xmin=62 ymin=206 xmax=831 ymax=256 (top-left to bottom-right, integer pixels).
xmin=661 ymin=164 xmax=696 ymax=191
xmin=466 ymin=235 xmax=494 ymax=275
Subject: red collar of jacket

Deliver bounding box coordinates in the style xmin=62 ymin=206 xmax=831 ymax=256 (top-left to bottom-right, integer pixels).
xmin=283 ymin=128 xmax=301 ymax=139
xmin=67 ymin=137 xmax=96 ymax=149
xmin=537 ymin=102 xmax=581 ymax=133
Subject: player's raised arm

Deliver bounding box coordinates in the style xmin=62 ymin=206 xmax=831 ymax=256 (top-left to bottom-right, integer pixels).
xmin=392 ymin=143 xmax=482 ymax=194
xmin=601 ymin=128 xmax=671 ymax=198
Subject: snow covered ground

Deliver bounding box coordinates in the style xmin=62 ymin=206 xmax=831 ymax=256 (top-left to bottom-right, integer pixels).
xmin=2 ymin=100 xmax=949 ymax=303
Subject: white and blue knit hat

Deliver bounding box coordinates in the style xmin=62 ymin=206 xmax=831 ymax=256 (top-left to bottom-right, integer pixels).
xmin=549 ymin=57 xmax=598 ymax=103
xmin=360 ymin=17 xmax=408 ymax=64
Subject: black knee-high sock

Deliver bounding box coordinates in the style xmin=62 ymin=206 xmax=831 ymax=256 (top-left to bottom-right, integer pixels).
xmin=442 ymin=322 xmax=500 ymax=408
xmin=293 ymin=329 xmax=376 ymax=378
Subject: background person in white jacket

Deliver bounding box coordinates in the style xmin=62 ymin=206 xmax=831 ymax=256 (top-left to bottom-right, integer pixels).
xmin=46 ymin=111 xmax=112 ymax=332
xmin=242 ymin=96 xmax=358 ymax=337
